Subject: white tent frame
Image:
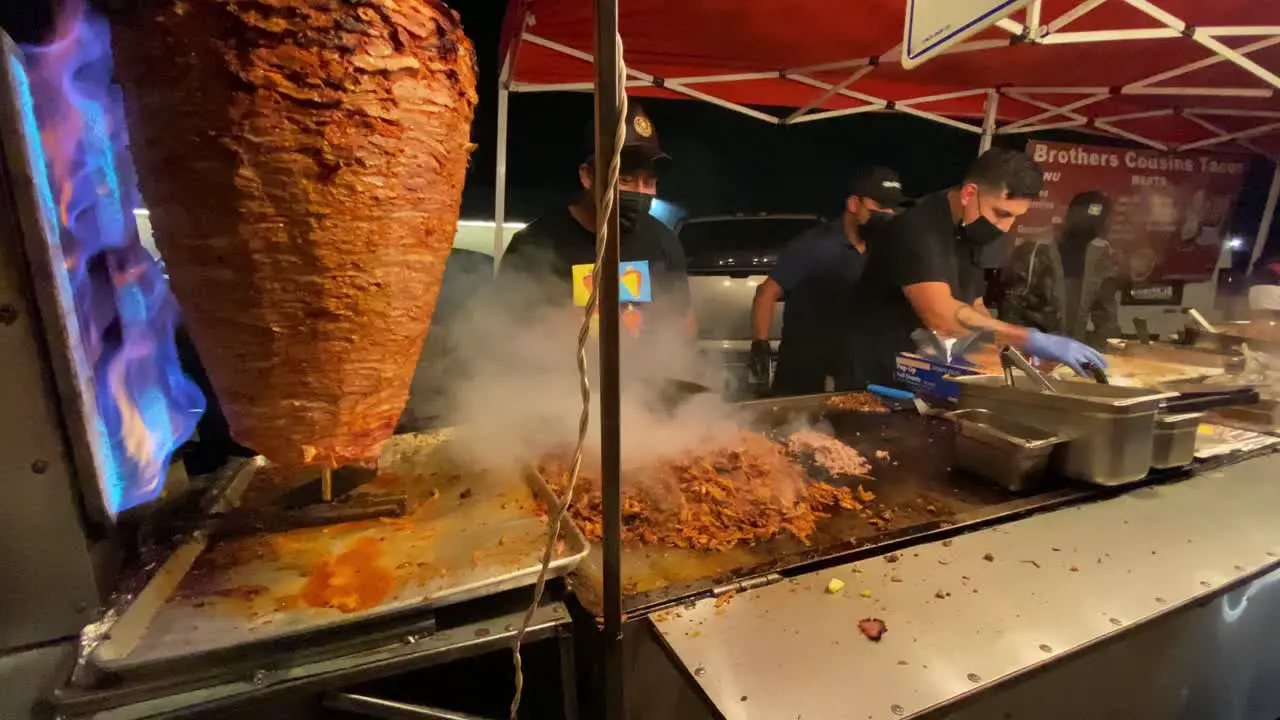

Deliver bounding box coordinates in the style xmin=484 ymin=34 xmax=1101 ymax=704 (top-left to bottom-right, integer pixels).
xmin=493 ymin=0 xmax=1280 ymax=270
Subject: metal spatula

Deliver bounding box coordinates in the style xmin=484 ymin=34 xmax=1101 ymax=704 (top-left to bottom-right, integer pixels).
xmin=652 ymin=377 xmax=715 ymax=413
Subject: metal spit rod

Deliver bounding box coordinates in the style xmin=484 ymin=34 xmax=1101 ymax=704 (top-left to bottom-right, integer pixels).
xmin=321 ymin=465 xmax=333 ymax=503
xmin=325 ymin=693 xmax=491 ymax=720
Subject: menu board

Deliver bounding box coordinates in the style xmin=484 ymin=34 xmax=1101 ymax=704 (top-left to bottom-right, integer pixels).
xmin=1015 ymin=141 xmax=1249 ymax=283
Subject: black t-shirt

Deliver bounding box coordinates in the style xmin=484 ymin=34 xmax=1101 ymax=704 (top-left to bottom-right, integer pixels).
xmin=498 ymin=204 xmax=692 ymax=330
xmin=768 ymin=221 xmax=865 ymax=392
xmin=841 ymin=190 xmax=987 ymax=388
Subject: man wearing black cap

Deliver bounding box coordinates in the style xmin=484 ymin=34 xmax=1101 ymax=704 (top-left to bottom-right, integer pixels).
xmin=749 ymin=167 xmax=904 ymax=396
xmin=498 ymin=102 xmax=694 ymax=339
xmin=838 ymin=148 xmax=1108 ymax=390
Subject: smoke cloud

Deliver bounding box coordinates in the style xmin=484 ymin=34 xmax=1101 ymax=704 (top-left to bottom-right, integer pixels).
xmin=399 ymin=250 xmax=745 ymax=473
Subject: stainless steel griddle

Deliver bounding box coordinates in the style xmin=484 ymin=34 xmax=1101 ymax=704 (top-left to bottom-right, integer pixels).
xmin=562 ymin=393 xmax=1103 ymax=617
xmin=89 ymin=430 xmax=586 ymax=678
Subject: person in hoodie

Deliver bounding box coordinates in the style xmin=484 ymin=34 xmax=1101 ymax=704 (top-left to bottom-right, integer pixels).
xmin=1000 ymin=190 xmax=1122 ymax=349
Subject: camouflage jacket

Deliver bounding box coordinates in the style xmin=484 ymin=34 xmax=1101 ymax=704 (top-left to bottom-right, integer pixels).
xmin=1000 ymin=238 xmax=1122 ymax=349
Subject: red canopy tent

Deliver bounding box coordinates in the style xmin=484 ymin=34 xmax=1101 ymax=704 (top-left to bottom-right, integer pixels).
xmin=492 ymin=0 xmax=1280 ymax=264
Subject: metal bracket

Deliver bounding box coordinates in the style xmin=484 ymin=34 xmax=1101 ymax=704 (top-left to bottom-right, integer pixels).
xmin=711 ymin=572 xmax=785 ymax=596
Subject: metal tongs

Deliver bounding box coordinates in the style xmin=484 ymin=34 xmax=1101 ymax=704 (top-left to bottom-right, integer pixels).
xmin=1000 ymin=345 xmax=1058 ymax=393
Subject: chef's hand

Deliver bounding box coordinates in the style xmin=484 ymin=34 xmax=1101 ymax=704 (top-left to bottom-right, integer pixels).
xmin=748 ymin=340 xmax=772 ymax=387
xmin=1024 ymin=330 xmax=1108 ymax=377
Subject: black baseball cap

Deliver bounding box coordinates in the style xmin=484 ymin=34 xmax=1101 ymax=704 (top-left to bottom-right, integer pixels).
xmin=848 ymin=166 xmax=907 ymax=208
xmin=583 ymin=101 xmax=669 ymax=163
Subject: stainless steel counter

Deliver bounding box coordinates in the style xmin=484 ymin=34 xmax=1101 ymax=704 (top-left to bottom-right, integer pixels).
xmin=655 ymin=452 xmax=1280 ymax=720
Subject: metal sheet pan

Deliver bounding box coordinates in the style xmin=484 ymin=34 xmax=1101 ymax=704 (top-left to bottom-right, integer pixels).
xmin=563 ymin=393 xmax=1093 ymax=616
xmin=89 ymin=430 xmax=586 ymax=675
xmin=965 ymin=345 xmax=1225 ymax=387
xmin=1206 ymin=400 xmax=1280 ymax=435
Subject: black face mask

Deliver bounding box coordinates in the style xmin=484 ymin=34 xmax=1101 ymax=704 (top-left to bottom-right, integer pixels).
xmin=958 ymin=192 xmax=1006 ymax=248
xmin=617 ymin=190 xmax=654 ymax=232
xmin=860 ymin=210 xmax=894 ymax=240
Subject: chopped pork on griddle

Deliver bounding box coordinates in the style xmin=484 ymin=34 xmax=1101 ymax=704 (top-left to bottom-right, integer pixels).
xmin=539 ymin=431 xmax=860 ymax=550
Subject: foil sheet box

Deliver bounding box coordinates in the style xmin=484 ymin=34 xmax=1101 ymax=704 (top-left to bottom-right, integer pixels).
xmin=893 ymin=352 xmax=982 ymax=400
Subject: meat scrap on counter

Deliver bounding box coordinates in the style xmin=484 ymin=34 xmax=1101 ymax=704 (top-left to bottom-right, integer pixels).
xmin=538 ymin=431 xmax=860 ymax=550
xmin=858 ymin=617 xmax=888 ymax=641
xmin=826 ymin=392 xmax=890 ymax=414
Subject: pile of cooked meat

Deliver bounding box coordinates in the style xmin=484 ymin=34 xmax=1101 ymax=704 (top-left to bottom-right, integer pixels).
xmin=826 ymin=392 xmax=890 ymax=414
xmin=785 ymin=429 xmax=873 ymax=477
xmin=538 ymin=431 xmax=863 ymax=551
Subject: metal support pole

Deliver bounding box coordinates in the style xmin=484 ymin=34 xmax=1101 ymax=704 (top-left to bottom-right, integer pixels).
xmin=1250 ymin=161 xmax=1280 ymax=271
xmin=979 ymin=89 xmax=999 ymax=152
xmin=977 ymin=89 xmax=1005 ymax=268
xmin=591 ymin=0 xmax=624 ymax=719
xmin=1124 ymin=0 xmax=1280 ymax=91
xmin=492 ymin=48 xmax=512 ymax=275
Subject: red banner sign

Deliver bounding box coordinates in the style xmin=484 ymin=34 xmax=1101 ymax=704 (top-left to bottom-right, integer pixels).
xmin=1015 ymin=141 xmax=1249 ymax=283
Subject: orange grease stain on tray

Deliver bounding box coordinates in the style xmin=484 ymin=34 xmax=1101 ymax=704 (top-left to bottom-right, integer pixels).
xmin=299 ymin=536 xmax=395 ymax=613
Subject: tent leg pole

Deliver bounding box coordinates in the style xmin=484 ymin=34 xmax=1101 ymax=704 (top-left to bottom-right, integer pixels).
xmin=979 ymin=89 xmax=999 ymax=152
xmin=1249 ymin=160 xmax=1280 ymax=271
xmin=493 ymin=53 xmax=512 ymax=275
xmin=977 ymin=89 xmax=1005 ymax=269
xmin=592 ymin=0 xmax=625 ymax=719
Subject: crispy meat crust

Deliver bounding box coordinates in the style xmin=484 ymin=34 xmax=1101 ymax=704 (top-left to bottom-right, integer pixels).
xmin=110 ymin=0 xmax=477 ymax=467
xmin=539 ymin=431 xmax=860 ymax=551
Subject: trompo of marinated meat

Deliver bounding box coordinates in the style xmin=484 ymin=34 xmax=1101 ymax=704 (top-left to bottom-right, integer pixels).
xmin=109 ymin=0 xmax=477 ymax=468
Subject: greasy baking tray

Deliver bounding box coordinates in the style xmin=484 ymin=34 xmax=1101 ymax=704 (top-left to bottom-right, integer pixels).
xmin=564 ymin=392 xmax=1091 ymax=616
xmin=89 ymin=430 xmax=587 ymax=676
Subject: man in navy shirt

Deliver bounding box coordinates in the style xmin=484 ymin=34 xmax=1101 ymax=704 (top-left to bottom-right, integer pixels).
xmin=749 ymin=167 xmax=904 ymax=395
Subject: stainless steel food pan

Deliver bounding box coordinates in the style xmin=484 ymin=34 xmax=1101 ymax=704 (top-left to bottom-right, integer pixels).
xmin=1152 ymin=412 xmax=1203 ymax=469
xmin=945 ymin=409 xmax=1065 ymax=493
xmin=956 ymin=375 xmax=1177 ymax=486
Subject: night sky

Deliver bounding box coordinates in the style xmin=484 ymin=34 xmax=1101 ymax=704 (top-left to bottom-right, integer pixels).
xmin=3 ymin=1 xmax=1277 ymax=260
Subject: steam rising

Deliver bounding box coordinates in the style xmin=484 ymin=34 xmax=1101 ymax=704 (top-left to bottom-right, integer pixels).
xmin=403 ymin=254 xmax=746 ymax=471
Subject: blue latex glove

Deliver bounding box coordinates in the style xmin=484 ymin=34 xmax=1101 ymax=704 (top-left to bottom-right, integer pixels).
xmin=1024 ymin=330 xmax=1108 ymax=377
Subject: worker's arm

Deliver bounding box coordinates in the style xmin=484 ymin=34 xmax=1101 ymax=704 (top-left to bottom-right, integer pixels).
xmin=755 ymin=236 xmax=815 ymax=340
xmin=903 ymin=282 xmax=1108 ymax=375
xmin=973 ymin=296 xmax=992 ymax=318
xmin=752 ymin=278 xmax=783 ymax=340
xmin=903 ymin=282 xmax=1029 ymax=345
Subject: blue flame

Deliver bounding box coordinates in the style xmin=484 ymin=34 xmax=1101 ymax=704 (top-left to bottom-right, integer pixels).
xmin=19 ymin=4 xmax=204 ymax=515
